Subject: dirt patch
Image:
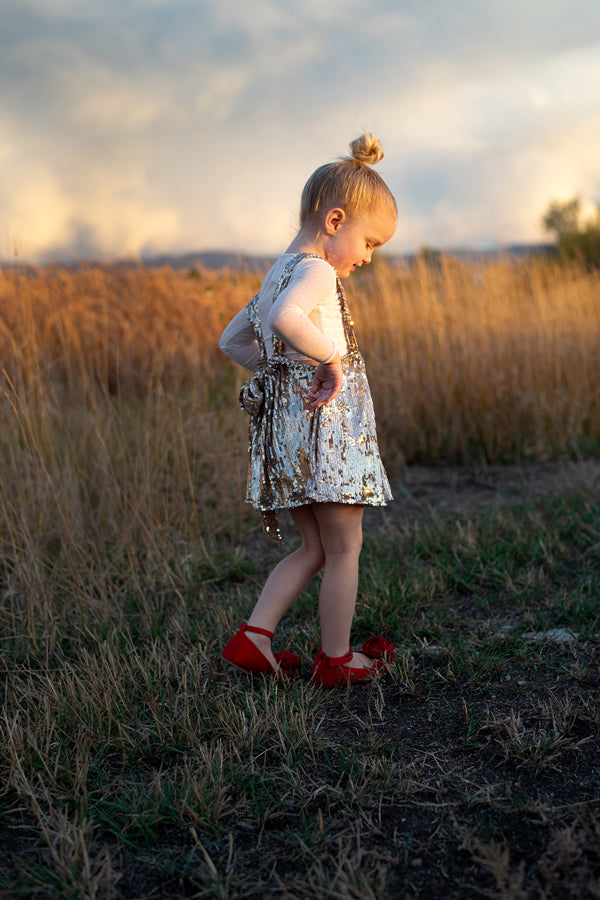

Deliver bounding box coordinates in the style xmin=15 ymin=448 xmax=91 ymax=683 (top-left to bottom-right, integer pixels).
xmin=371 ymin=459 xmax=600 ymax=529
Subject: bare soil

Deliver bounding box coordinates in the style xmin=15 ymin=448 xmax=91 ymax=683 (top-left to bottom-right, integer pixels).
xmin=377 ymin=459 xmax=600 ymax=528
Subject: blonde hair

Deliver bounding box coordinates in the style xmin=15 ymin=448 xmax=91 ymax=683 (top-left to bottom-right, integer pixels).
xmin=300 ymin=134 xmax=397 ymax=225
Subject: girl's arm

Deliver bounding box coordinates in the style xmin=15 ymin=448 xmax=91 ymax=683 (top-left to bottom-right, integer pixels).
xmin=268 ymin=304 xmax=337 ymax=364
xmin=269 ymin=260 xmax=344 ymax=408
xmin=219 ymin=307 xmax=261 ymax=371
xmin=267 ymin=261 xmax=338 ymax=364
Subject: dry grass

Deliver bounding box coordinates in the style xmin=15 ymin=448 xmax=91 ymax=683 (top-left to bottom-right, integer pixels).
xmin=1 ymin=255 xmax=600 ymax=467
xmin=0 ymin=262 xmax=258 ymax=623
xmin=0 ymin=254 xmax=599 ymax=897
xmin=0 ymin=263 xmax=258 ymax=401
xmin=2 ymin=252 xmax=597 ymax=651
xmin=348 ymin=255 xmax=600 ymax=465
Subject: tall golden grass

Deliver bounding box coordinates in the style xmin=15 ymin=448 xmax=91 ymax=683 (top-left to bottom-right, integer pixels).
xmin=0 ymin=263 xmax=259 ymax=400
xmin=0 ymin=255 xmax=599 ymax=603
xmin=0 ymin=258 xmax=600 ymax=465
xmin=0 ymin=253 xmax=600 ymax=536
xmin=349 ymin=255 xmax=600 ymax=464
xmin=2 ymin=256 xmax=599 ymax=465
xmin=0 ymin=264 xmax=257 ymax=628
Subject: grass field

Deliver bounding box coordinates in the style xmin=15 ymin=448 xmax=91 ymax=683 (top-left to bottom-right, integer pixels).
xmin=0 ymin=256 xmax=599 ymax=898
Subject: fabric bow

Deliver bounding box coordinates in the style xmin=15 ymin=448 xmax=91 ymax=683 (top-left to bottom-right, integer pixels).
xmin=239 ymin=372 xmax=265 ymax=417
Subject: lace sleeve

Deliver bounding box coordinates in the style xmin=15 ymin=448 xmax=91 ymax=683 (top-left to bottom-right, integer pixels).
xmin=219 ymin=307 xmax=261 ymax=371
xmin=267 ymin=259 xmax=338 ymax=363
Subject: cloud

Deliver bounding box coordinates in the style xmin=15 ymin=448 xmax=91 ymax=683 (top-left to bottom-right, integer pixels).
xmin=1 ymin=0 xmax=600 ymax=260
xmin=1 ymin=155 xmax=183 ymax=262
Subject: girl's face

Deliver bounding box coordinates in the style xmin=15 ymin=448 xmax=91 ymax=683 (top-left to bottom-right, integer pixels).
xmin=323 ymin=208 xmax=396 ymax=278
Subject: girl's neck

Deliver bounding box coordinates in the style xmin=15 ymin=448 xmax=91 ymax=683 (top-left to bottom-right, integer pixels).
xmin=284 ymin=224 xmax=326 ymax=257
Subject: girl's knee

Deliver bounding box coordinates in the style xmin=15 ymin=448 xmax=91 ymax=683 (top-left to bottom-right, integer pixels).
xmin=299 ymin=540 xmax=326 ymax=574
xmin=324 ymin=538 xmax=362 ymax=561
xmin=321 ymin=524 xmax=363 ymax=559
xmin=297 ymin=530 xmax=325 ymax=573
xmin=315 ymin=505 xmax=363 ymax=557
xmin=290 ymin=506 xmax=326 ymax=572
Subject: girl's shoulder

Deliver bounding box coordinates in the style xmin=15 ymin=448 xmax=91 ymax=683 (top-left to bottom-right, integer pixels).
xmin=284 ymin=253 xmax=338 ymax=292
xmin=260 ymin=253 xmax=337 ymax=305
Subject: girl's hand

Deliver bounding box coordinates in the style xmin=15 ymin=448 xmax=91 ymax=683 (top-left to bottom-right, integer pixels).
xmin=309 ymin=353 xmax=343 ymax=409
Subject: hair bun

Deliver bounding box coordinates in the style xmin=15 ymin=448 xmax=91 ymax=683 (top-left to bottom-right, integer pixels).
xmin=348 ymin=133 xmax=384 ymax=165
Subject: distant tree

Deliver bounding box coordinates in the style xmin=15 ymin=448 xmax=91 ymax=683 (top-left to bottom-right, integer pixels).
xmin=542 ymin=197 xmax=582 ymax=240
xmin=559 ymin=224 xmax=600 ymax=268
xmin=542 ymin=196 xmax=600 ymax=268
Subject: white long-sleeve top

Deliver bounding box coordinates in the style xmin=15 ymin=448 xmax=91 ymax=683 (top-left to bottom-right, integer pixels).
xmin=219 ymin=255 xmax=348 ymax=371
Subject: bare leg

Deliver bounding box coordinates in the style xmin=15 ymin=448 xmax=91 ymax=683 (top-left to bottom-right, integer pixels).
xmin=312 ymin=503 xmax=373 ymax=668
xmin=245 ymin=506 xmax=325 ymax=667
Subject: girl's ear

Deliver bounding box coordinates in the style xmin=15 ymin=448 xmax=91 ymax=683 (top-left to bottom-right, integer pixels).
xmin=324 ymin=208 xmax=346 ymax=234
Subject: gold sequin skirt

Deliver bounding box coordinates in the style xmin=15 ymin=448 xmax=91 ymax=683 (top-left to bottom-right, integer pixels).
xmin=245 ymin=351 xmax=392 ymax=538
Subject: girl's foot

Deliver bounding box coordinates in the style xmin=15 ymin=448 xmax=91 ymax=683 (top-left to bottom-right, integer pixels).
xmin=311 ymin=636 xmax=395 ymax=687
xmin=359 ymin=635 xmax=395 ymax=670
xmin=222 ymin=623 xmax=301 ymax=677
xmin=344 ymin=651 xmax=376 ymax=669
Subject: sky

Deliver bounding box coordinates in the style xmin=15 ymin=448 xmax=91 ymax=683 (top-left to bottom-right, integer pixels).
xmin=1 ymin=0 xmax=600 ymax=263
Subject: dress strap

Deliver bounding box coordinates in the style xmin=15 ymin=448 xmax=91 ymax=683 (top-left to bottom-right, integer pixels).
xmin=336 ymin=276 xmax=359 ymax=354
xmin=245 ymin=292 xmax=268 ymax=368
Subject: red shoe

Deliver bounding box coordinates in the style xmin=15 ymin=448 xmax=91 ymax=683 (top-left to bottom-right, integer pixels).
xmin=311 ymin=636 xmax=395 ymax=688
xmin=359 ymin=635 xmax=395 ymax=669
xmin=222 ymin=623 xmax=301 ymax=677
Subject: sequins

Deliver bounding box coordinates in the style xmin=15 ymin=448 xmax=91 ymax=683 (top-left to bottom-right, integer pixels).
xmin=241 ymin=253 xmax=392 ymax=543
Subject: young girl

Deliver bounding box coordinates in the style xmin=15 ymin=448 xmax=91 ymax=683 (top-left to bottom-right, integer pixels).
xmin=219 ymin=134 xmax=397 ymax=687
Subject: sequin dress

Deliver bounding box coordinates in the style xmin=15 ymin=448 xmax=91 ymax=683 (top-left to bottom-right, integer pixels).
xmin=237 ymin=252 xmax=392 ymax=541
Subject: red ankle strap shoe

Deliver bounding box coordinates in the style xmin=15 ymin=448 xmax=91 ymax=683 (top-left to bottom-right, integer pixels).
xmin=359 ymin=635 xmax=395 ymax=668
xmin=222 ymin=623 xmax=301 ymax=677
xmin=311 ymin=636 xmax=395 ymax=687
xmin=311 ymin=649 xmax=376 ymax=687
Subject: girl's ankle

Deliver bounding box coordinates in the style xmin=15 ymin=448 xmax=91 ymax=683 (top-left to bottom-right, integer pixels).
xmin=244 ymin=630 xmax=277 ymax=667
xmin=245 ymin=630 xmax=272 ymax=650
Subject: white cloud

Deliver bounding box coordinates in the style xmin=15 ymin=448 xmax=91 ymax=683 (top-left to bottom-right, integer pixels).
xmin=1 ymin=0 xmax=600 ymax=260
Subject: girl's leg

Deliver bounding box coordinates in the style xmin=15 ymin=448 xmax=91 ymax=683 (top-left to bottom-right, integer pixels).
xmin=312 ymin=502 xmax=373 ymax=669
xmin=245 ymin=505 xmax=325 ymax=666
